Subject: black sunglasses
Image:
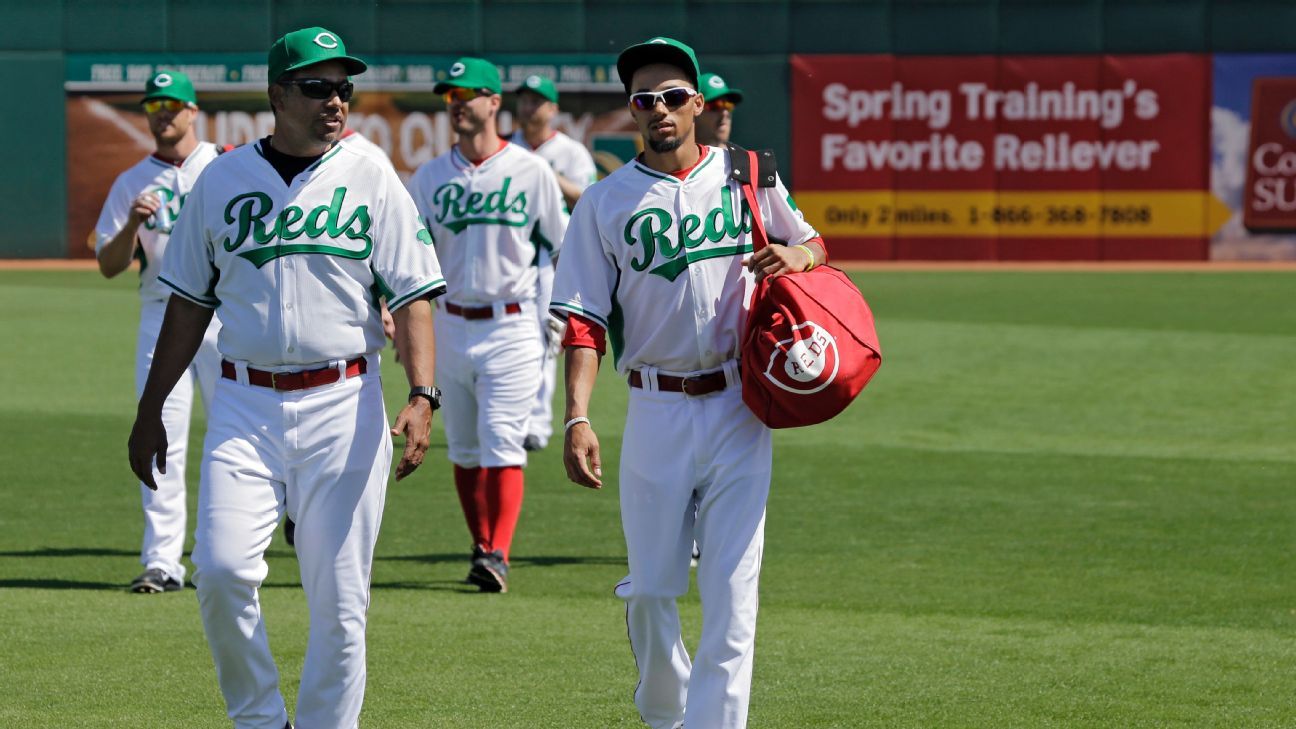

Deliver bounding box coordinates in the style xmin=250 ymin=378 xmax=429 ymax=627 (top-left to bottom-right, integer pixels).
xmin=629 ymin=86 xmax=697 ymax=111
xmin=279 ymin=78 xmax=355 ymax=103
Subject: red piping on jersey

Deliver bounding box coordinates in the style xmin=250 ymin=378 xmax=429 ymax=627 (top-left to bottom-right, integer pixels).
xmin=466 ymin=138 xmax=509 ymax=166
xmin=562 ymin=313 xmax=606 ymax=355
xmin=668 ymin=145 xmax=708 ymax=179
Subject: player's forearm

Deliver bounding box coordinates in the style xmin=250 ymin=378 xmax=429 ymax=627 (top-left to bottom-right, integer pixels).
xmin=556 ymin=174 xmax=584 ymax=210
xmin=137 ymin=296 xmax=214 ymax=416
xmin=392 ymin=298 xmax=436 ymax=387
xmin=97 ymin=223 xmax=141 ymax=279
xmin=563 ymin=346 xmax=601 ymax=420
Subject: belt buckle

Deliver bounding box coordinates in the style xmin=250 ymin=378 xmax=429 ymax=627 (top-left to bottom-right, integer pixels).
xmin=681 ymin=375 xmax=706 ymax=396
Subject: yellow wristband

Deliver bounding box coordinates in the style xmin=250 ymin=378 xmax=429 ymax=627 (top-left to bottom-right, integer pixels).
xmin=794 ymin=244 xmax=815 ymax=272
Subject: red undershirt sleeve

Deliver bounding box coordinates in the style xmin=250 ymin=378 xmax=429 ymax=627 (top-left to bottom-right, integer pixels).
xmin=562 ymin=313 xmax=606 ymax=355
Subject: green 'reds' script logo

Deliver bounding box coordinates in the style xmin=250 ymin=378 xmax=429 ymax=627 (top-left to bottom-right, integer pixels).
xmin=220 ymin=187 xmax=372 ymax=267
xmin=431 ymin=177 xmax=529 ymax=233
xmin=623 ymin=187 xmax=753 ymax=281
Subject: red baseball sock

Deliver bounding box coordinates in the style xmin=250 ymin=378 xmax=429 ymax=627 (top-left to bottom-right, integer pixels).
xmin=483 ymin=466 xmax=525 ymax=562
xmin=453 ymin=465 xmax=490 ymax=549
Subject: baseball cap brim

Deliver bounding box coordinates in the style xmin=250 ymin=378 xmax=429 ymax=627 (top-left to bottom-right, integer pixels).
xmin=516 ymin=83 xmax=558 ymax=104
xmin=282 ymin=55 xmax=367 ymax=79
xmin=617 ymin=40 xmax=700 ymax=94
xmin=718 ymin=88 xmax=744 ymax=103
xmin=432 ymin=78 xmax=479 ymax=94
xmin=140 ymin=89 xmax=193 ymax=104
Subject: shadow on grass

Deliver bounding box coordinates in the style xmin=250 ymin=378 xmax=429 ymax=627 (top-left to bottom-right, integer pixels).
xmin=0 ymin=578 xmax=125 ymax=590
xmin=0 ymin=547 xmax=137 ymax=558
xmin=376 ymin=552 xmax=627 ymax=569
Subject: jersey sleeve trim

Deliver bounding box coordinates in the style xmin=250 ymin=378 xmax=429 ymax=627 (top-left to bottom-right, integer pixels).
xmin=549 ymin=301 xmax=608 ymax=329
xmin=387 ymin=278 xmax=447 ymax=311
xmin=158 ymin=275 xmax=219 ymax=308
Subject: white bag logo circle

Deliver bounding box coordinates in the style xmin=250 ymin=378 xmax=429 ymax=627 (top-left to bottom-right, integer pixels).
xmin=763 ymin=321 xmax=839 ymax=394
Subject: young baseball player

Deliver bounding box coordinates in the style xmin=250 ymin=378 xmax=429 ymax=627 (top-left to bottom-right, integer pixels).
xmin=551 ymin=38 xmax=826 ymax=729
xmin=93 ymin=69 xmax=223 ymax=594
xmin=695 ymin=72 xmax=743 ymax=147
xmin=509 ymin=74 xmax=598 ymax=452
xmin=128 ymin=27 xmax=444 ymax=729
xmin=408 ymin=57 xmax=568 ymax=593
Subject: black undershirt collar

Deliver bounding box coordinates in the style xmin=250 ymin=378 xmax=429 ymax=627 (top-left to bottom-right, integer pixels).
xmin=259 ymin=135 xmax=326 ymax=185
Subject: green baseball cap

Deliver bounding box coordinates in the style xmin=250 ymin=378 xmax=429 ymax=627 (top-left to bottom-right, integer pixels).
xmin=616 ymin=37 xmax=700 ymax=94
xmin=434 ymin=57 xmax=502 ymax=95
xmin=700 ymin=73 xmax=744 ymax=104
xmin=517 ymin=74 xmax=559 ymax=104
xmin=141 ymin=70 xmax=197 ymax=105
xmin=267 ymin=27 xmax=367 ymax=83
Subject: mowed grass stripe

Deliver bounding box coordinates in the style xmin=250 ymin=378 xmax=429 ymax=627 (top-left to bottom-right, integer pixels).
xmin=0 ymin=269 xmax=1292 ymax=728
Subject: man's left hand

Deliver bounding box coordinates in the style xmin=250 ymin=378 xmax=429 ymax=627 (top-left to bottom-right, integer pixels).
xmin=743 ymin=244 xmax=812 ymax=283
xmin=391 ymin=398 xmax=433 ymax=481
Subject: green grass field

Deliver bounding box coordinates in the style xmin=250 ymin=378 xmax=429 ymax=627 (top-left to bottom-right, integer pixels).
xmin=1 ymin=268 xmax=1293 ymax=728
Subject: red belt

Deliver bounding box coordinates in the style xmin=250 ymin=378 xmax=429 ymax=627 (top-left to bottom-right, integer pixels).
xmin=445 ymin=301 xmax=522 ymax=320
xmin=628 ymin=370 xmax=729 ymax=396
xmin=220 ymin=357 xmax=367 ymax=392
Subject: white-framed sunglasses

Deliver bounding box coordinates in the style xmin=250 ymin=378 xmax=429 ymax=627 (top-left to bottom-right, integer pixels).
xmin=629 ymin=86 xmax=698 ymax=111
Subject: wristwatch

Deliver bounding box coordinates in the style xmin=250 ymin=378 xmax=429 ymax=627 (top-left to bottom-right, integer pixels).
xmin=408 ymin=386 xmax=442 ymax=410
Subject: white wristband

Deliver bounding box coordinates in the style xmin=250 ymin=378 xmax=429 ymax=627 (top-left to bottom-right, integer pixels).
xmin=564 ymin=416 xmax=591 ymax=432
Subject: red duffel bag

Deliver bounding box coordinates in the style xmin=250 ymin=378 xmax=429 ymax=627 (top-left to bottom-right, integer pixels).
xmin=732 ymin=146 xmax=883 ymax=429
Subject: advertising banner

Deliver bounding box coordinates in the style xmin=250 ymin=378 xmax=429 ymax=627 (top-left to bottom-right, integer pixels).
xmin=791 ymin=54 xmax=1227 ymax=260
xmin=1211 ymin=54 xmax=1296 ymax=260
xmin=65 ymin=53 xmax=638 ymax=257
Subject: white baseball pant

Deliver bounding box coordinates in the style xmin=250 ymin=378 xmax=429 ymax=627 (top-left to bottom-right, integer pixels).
xmin=435 ymin=302 xmax=543 ymax=468
xmin=613 ymin=363 xmax=772 ymax=729
xmin=528 ymin=253 xmax=558 ymax=446
xmin=191 ymin=359 xmax=390 ymax=729
xmin=136 ymin=297 xmax=221 ymax=584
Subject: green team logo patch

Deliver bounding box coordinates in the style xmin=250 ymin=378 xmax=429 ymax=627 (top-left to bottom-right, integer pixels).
xmin=623 ymin=186 xmax=753 ymax=282
xmin=143 ymin=186 xmax=187 ymax=235
xmin=220 ymin=186 xmax=372 ymax=267
xmin=431 ymin=177 xmax=528 ymax=232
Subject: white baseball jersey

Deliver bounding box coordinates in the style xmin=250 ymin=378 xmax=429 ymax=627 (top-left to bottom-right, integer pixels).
xmin=93 ymin=142 xmax=222 ymax=302
xmin=407 ymin=143 xmax=568 ymax=305
xmin=509 ymin=130 xmax=598 ymax=195
xmin=160 ymin=139 xmax=445 ymax=366
xmin=551 ymin=145 xmax=818 ymax=374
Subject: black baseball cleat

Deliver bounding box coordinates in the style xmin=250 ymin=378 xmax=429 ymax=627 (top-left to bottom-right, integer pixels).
xmin=129 ymin=568 xmax=182 ymax=594
xmin=465 ymin=544 xmax=488 ymax=584
xmin=468 ymin=549 xmax=509 ymax=593
xmin=283 ymin=517 xmax=296 ymax=546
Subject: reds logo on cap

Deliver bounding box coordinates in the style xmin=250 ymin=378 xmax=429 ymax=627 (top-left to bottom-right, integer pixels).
xmin=153 ymin=73 xmax=173 ymax=87
xmin=526 ymin=75 xmax=542 ymax=88
xmin=450 ymin=62 xmax=465 ymax=77
xmin=709 ymin=76 xmax=725 ymax=88
xmin=313 ymin=32 xmax=339 ymax=49
xmin=763 ymin=321 xmax=839 ymax=394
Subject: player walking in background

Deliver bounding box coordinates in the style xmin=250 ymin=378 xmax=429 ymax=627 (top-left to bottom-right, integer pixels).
xmin=695 ymin=72 xmax=743 ymax=147
xmin=551 ymin=38 xmax=825 ymax=728
xmin=408 ymin=57 xmax=568 ymax=593
xmin=509 ymin=74 xmax=598 ymax=451
xmin=93 ymin=69 xmax=222 ymax=594
xmin=128 ymin=27 xmax=444 ymax=729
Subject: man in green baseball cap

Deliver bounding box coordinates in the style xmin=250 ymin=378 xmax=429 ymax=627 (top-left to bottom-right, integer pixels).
xmin=696 ymin=72 xmax=744 ymax=147
xmin=264 ymin=26 xmax=366 ymax=161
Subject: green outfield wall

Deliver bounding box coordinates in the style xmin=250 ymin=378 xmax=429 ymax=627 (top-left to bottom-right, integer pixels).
xmin=3 ymin=0 xmax=1296 ymax=258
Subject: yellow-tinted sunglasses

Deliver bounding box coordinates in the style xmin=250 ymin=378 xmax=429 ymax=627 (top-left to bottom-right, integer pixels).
xmin=442 ymin=87 xmax=493 ymax=104
xmin=142 ymin=98 xmax=189 ymax=114
xmin=705 ymin=99 xmax=736 ymax=112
